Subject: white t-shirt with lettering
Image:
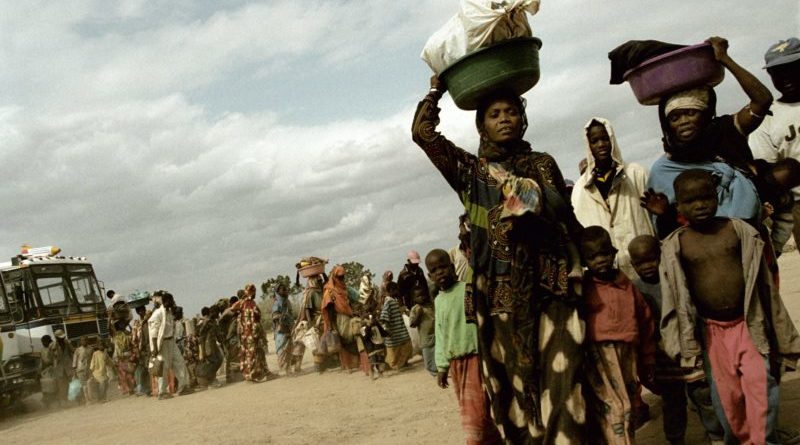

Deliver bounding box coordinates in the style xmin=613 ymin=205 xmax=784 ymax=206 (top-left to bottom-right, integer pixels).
xmin=750 ymin=100 xmax=800 ymax=200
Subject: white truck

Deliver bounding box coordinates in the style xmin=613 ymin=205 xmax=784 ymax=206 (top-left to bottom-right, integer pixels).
xmin=0 ymin=246 xmax=109 ymax=407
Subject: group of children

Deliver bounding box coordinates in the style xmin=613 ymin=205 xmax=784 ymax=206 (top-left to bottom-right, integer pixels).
xmin=581 ymin=168 xmax=800 ymax=445
xmin=419 ymin=41 xmax=800 ymax=438
xmin=41 ymin=333 xmax=114 ymax=407
xmin=74 ymin=336 xmax=113 ymax=403
xmin=421 ymin=168 xmax=800 ymax=445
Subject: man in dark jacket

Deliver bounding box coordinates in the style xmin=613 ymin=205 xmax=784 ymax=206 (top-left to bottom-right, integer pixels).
xmin=397 ymin=250 xmax=429 ymax=310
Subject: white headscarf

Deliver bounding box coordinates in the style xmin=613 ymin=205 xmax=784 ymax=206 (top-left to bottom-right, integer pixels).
xmin=664 ymin=88 xmax=710 ymax=116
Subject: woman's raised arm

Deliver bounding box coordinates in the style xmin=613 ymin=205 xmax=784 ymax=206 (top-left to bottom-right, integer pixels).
xmin=411 ymin=76 xmax=476 ymax=195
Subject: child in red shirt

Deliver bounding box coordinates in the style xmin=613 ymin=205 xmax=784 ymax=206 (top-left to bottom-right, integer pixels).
xmin=581 ymin=226 xmax=656 ymax=445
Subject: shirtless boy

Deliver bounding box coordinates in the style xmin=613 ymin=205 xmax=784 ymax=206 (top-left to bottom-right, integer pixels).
xmin=659 ymin=169 xmax=800 ymax=444
xmin=629 ymin=235 xmax=723 ymax=445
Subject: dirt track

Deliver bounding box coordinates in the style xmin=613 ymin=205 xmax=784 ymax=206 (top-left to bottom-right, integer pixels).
xmin=2 ymin=255 xmax=800 ymax=445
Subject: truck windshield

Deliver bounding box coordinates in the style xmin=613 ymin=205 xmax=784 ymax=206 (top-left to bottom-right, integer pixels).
xmin=36 ymin=276 xmax=69 ymax=306
xmin=70 ymin=274 xmax=102 ymax=305
xmin=28 ymin=264 xmax=103 ymax=311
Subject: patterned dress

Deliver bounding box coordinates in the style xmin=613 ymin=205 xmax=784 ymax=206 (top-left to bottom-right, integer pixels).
xmin=182 ymin=329 xmax=199 ymax=387
xmin=322 ymin=266 xmax=360 ymax=371
xmin=412 ymin=91 xmax=586 ymax=444
xmin=197 ymin=317 xmax=224 ymax=382
xmin=272 ymin=294 xmax=295 ymax=372
xmin=233 ymin=297 xmax=267 ymax=381
xmin=112 ymin=330 xmax=136 ymax=395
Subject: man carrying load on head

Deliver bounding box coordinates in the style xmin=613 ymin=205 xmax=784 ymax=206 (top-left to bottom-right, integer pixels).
xmin=300 ymin=274 xmax=328 ymax=373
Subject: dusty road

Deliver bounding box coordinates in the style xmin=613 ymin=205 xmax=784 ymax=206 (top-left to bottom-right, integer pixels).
xmin=2 ymin=254 xmax=800 ymax=444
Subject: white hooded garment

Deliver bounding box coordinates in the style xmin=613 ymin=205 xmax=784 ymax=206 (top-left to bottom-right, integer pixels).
xmin=571 ymin=117 xmax=655 ymax=279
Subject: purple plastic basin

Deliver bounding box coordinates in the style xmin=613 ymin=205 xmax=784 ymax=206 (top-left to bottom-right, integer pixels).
xmin=624 ymin=43 xmax=725 ymax=105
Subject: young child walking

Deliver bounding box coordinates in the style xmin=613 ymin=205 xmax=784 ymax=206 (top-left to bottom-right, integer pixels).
xmin=581 ymin=226 xmax=656 ymax=445
xmin=362 ymin=315 xmax=388 ymax=379
xmin=408 ymin=284 xmax=436 ymax=376
xmin=628 ymin=235 xmax=723 ymax=445
xmin=72 ymin=335 xmax=94 ymax=404
xmin=89 ymin=342 xmax=111 ymax=402
xmin=380 ymin=282 xmax=413 ymax=371
xmin=358 ymin=287 xmax=387 ymax=380
xmin=660 ymin=169 xmax=800 ymax=444
xmin=425 ymin=249 xmax=500 ymax=445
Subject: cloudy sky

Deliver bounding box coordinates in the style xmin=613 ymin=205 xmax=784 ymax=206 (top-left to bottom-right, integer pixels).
xmin=2 ymin=1 xmax=798 ymax=314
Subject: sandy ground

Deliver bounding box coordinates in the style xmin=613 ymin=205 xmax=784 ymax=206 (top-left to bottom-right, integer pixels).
xmin=2 ymin=255 xmax=800 ymax=444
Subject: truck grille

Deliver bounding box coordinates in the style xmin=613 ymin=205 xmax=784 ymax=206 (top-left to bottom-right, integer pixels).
xmin=98 ymin=317 xmax=109 ymax=337
xmin=64 ymin=320 xmax=101 ymax=339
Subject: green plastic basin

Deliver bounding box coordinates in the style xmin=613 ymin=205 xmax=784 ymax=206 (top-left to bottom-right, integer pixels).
xmin=440 ymin=37 xmax=542 ymax=110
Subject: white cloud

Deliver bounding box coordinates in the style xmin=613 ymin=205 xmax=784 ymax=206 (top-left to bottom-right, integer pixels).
xmin=0 ymin=88 xmax=468 ymax=313
xmin=1 ymin=0 xmax=798 ymax=314
xmin=0 ymin=0 xmax=452 ymax=112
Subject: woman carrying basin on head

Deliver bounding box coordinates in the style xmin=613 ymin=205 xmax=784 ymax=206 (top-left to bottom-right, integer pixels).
xmin=411 ymin=76 xmax=585 ymax=444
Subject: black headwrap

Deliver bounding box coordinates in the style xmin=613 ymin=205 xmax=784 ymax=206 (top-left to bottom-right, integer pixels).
xmin=475 ymin=89 xmax=532 ymax=162
xmin=658 ymin=87 xmax=719 ymax=163
xmin=658 ymin=88 xmax=754 ymax=170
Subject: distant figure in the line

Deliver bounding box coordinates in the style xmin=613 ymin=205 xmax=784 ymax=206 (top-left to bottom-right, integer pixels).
xmin=322 ymin=266 xmax=359 ymax=372
xmin=107 ymin=289 xmax=124 ymax=306
xmin=230 ymin=284 xmax=269 ymax=382
xmin=408 ymin=283 xmax=436 ymax=376
xmin=112 ymin=327 xmax=135 ymax=396
xmin=379 ymin=270 xmax=394 ymax=302
xmin=72 ymin=335 xmax=93 ymax=404
xmin=272 ymin=283 xmax=297 ymax=375
xmin=89 ymin=342 xmax=111 ymax=402
xmin=380 ymin=282 xmax=413 ymax=371
xmin=299 ymin=274 xmax=328 ymax=373
xmin=39 ymin=335 xmax=60 ymax=408
xmin=398 ymin=250 xmax=429 ymax=310
xmin=131 ymin=305 xmax=151 ymax=396
xmin=53 ymin=329 xmax=74 ymax=405
xmin=151 ymin=291 xmax=192 ymax=398
xmin=196 ymin=306 xmax=224 ymax=389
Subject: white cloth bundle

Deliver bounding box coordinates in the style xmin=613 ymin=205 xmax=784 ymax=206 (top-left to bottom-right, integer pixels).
xmin=358 ymin=275 xmax=378 ymax=305
xmin=421 ymin=0 xmax=541 ymax=74
xmin=403 ymin=313 xmax=421 ymax=355
xmin=295 ymin=321 xmax=321 ymax=354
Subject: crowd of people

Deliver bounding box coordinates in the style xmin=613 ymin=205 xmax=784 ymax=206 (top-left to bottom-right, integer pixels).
xmin=35 ymin=253 xmax=453 ymax=407
xmin=34 ymin=36 xmax=800 ymax=445
xmin=409 ymin=36 xmax=800 ymax=445
xmin=39 ymin=284 xmax=276 ymax=405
